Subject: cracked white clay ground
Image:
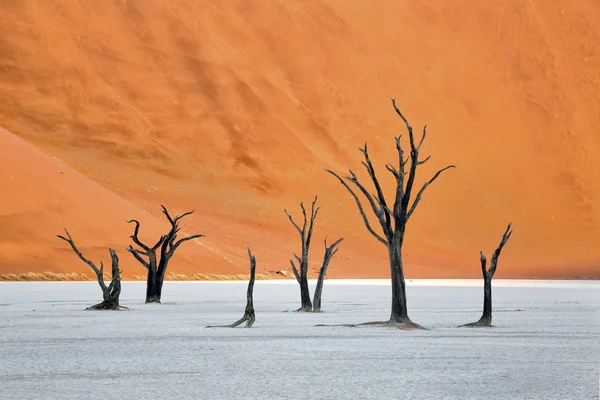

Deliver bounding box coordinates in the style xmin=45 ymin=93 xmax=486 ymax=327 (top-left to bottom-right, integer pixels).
xmin=0 ymin=280 xmax=598 ymax=400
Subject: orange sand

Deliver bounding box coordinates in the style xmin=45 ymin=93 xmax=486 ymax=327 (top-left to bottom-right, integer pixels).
xmin=0 ymin=1 xmax=599 ymax=279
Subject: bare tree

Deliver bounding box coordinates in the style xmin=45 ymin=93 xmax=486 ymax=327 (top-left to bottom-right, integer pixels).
xmin=57 ymin=229 xmax=124 ymax=310
xmin=285 ymin=196 xmax=319 ymax=311
xmin=127 ymin=205 xmax=203 ymax=303
xmin=461 ymin=223 xmax=513 ymax=328
xmin=290 ymin=236 xmax=344 ymax=312
xmin=207 ymin=248 xmax=257 ymax=328
xmin=326 ymin=98 xmax=455 ymax=329
xmin=312 ymin=236 xmax=344 ymax=312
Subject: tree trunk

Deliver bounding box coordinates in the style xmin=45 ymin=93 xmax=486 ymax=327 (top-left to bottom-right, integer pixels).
xmin=389 ymin=243 xmax=410 ymax=324
xmin=312 ymin=236 xmax=343 ymax=312
xmin=145 ymin=269 xmax=161 ymax=303
xmin=312 ymin=266 xmax=326 ymax=312
xmin=479 ymin=273 xmax=493 ymax=326
xmin=86 ymin=249 xmax=123 ymax=310
xmin=298 ymin=262 xmax=313 ymax=311
xmin=207 ymin=248 xmax=256 ymax=328
xmin=462 ymin=224 xmax=512 ymax=328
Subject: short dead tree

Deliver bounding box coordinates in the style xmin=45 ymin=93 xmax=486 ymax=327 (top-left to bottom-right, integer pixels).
xmin=127 ymin=205 xmax=204 ymax=303
xmin=326 ymin=98 xmax=455 ymax=329
xmin=290 ymin=236 xmax=344 ymax=312
xmin=57 ymin=229 xmax=125 ymax=310
xmin=285 ymin=196 xmax=343 ymax=312
xmin=207 ymin=248 xmax=257 ymax=328
xmin=285 ymin=196 xmax=319 ymax=311
xmin=461 ymin=223 xmax=513 ymax=328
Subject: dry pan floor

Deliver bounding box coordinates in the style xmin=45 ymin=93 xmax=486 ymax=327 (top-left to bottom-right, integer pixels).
xmin=0 ymin=280 xmax=598 ymax=400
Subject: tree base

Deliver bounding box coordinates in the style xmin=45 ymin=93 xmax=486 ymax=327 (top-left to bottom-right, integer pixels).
xmin=145 ymin=299 xmax=161 ymax=304
xmin=206 ymin=310 xmax=255 ymax=328
xmin=295 ymin=306 xmax=314 ymax=312
xmin=316 ymin=320 xmax=426 ymax=330
xmin=85 ymin=300 xmax=127 ymax=310
xmin=459 ymin=319 xmax=492 ymax=328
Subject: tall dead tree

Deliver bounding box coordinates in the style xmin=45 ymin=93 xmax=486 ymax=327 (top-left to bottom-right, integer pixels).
xmin=207 ymin=248 xmax=257 ymax=328
xmin=57 ymin=229 xmax=124 ymax=310
xmin=326 ymin=98 xmax=455 ymax=328
xmin=312 ymin=236 xmax=344 ymax=312
xmin=285 ymin=196 xmax=319 ymax=311
xmin=462 ymin=223 xmax=513 ymax=328
xmin=127 ymin=205 xmax=203 ymax=303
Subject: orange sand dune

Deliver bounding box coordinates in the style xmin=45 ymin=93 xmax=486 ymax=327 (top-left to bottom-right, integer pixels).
xmin=0 ymin=128 xmax=242 ymax=278
xmin=0 ymin=0 xmax=599 ymax=279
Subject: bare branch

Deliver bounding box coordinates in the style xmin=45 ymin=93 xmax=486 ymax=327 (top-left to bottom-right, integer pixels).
xmin=386 ymin=163 xmax=400 ymax=178
xmin=325 ymin=236 xmax=344 ymax=258
xmin=299 ymin=202 xmax=308 ymax=236
xmin=57 ymin=229 xmax=102 ymax=276
xmin=293 ymin=253 xmax=302 ymax=265
xmin=305 ymin=196 xmax=320 ymax=251
xmin=417 ymin=155 xmax=431 ymax=165
xmin=160 ymin=205 xmax=175 ymax=225
xmin=289 ymin=259 xmax=301 ymax=283
xmin=127 ymin=220 xmax=152 ymax=252
xmin=360 ymin=143 xmax=392 ymax=234
xmin=169 ymin=233 xmax=205 ymax=256
xmin=489 ymin=223 xmax=513 ymax=276
xmin=284 ymin=209 xmax=303 ymax=236
xmin=392 ymin=135 xmax=407 ymax=218
xmin=480 ymin=251 xmax=487 ymax=276
xmin=325 ymin=169 xmax=389 ymax=247
xmin=346 ymin=170 xmax=392 ymax=240
xmin=174 ymin=210 xmax=195 ymax=224
xmin=391 ymin=97 xmax=412 ymax=137
xmin=126 ymin=245 xmax=150 ymax=270
xmin=406 ymin=165 xmax=456 ymax=220
xmin=417 ymin=125 xmax=427 ymax=150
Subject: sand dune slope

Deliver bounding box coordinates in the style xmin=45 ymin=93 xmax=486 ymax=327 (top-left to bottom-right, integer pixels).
xmin=0 ymin=128 xmax=240 ymax=278
xmin=0 ymin=1 xmax=599 ymax=278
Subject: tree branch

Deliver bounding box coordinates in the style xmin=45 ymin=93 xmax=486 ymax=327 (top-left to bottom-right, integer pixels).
xmin=406 ymin=165 xmax=456 ymax=220
xmin=325 ymin=169 xmax=389 ymax=247
xmin=168 ymin=233 xmax=205 ymax=257
xmin=489 ymin=223 xmax=513 ymax=276
xmin=324 ymin=236 xmax=344 ymax=259
xmin=126 ymin=245 xmax=150 ymax=270
xmin=289 ymin=259 xmax=301 ymax=283
xmin=284 ymin=209 xmax=304 ymax=236
xmin=391 ymin=97 xmax=412 ymax=137
xmin=480 ymin=251 xmax=487 ymax=276
xmin=392 ymin=135 xmax=407 ymax=219
xmin=57 ymin=229 xmax=102 ymax=277
xmin=360 ymin=143 xmax=392 ymax=236
xmin=127 ymin=219 xmax=165 ymax=252
xmin=346 ymin=170 xmax=392 ymax=240
xmin=305 ymin=196 xmax=320 ymax=251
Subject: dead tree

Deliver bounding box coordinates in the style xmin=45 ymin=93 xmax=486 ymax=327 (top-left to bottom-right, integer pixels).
xmin=127 ymin=205 xmax=203 ymax=303
xmin=461 ymin=223 xmax=513 ymax=328
xmin=326 ymin=98 xmax=455 ymax=329
xmin=207 ymin=248 xmax=257 ymax=328
xmin=312 ymin=237 xmax=344 ymax=312
xmin=290 ymin=236 xmax=344 ymax=312
xmin=285 ymin=196 xmax=319 ymax=311
xmin=57 ymin=229 xmax=124 ymax=310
